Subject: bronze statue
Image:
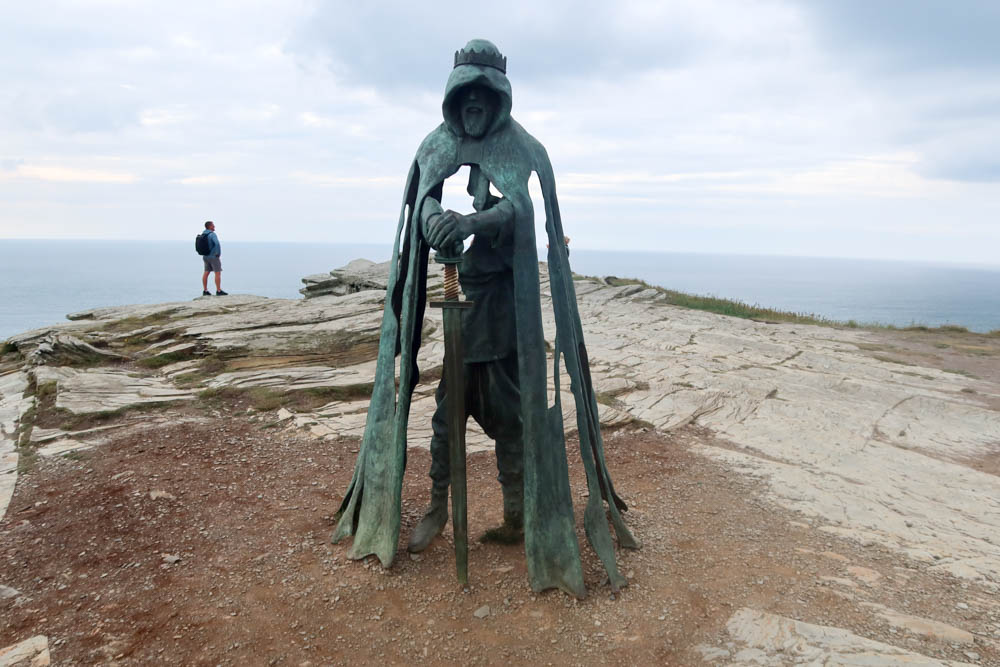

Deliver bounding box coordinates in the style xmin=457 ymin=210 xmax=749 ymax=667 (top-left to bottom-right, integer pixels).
xmin=332 ymin=39 xmax=639 ymax=597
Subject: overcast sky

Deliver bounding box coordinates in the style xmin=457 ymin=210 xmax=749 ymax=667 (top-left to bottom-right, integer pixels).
xmin=2 ymin=0 xmax=998 ymax=264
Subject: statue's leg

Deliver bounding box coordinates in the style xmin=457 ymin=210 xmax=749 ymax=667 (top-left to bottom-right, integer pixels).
xmin=475 ymin=355 xmax=524 ymax=544
xmin=428 ymin=375 xmax=451 ymax=491
xmin=408 ymin=376 xmax=452 ymax=553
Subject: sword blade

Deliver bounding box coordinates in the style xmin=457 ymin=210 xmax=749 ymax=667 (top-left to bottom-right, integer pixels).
xmin=441 ymin=306 xmax=468 ymax=585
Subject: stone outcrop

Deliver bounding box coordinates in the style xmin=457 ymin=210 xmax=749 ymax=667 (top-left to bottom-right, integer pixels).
xmin=300 ymin=258 xmax=444 ymax=299
xmin=22 ymin=333 xmax=127 ymax=367
xmin=697 ymin=608 xmax=976 ymax=665
xmin=1 ymin=257 xmax=998 ymax=662
xmin=0 ymin=635 xmax=50 ymax=666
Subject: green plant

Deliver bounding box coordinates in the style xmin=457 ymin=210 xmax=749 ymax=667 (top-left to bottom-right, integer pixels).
xmin=903 ymin=324 xmax=970 ymax=334
xmin=578 ymin=274 xmax=993 ymax=333
xmin=597 ymin=276 xmax=844 ymax=327
xmin=15 ymin=404 xmax=37 ymax=447
xmin=35 ymin=381 xmax=57 ymax=401
xmin=137 ymin=348 xmax=198 ymax=369
xmin=16 ymin=449 xmax=38 ymax=474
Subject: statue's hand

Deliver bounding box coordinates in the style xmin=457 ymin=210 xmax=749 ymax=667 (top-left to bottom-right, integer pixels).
xmin=427 ymin=210 xmax=471 ymax=250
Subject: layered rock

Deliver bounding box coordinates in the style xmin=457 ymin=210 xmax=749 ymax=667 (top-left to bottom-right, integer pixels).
xmin=1 ymin=257 xmax=998 ymax=663
xmin=300 ymin=257 xmax=444 ymax=298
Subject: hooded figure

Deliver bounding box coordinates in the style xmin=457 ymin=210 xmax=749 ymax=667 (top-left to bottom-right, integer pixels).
xmin=332 ymin=39 xmax=639 ymax=598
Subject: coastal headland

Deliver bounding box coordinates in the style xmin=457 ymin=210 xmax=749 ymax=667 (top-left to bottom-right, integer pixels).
xmin=1 ymin=259 xmax=998 ymax=665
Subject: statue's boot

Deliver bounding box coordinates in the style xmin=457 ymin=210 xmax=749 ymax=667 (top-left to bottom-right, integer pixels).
xmin=481 ymin=483 xmax=524 ymax=544
xmin=407 ymin=486 xmax=449 ymax=553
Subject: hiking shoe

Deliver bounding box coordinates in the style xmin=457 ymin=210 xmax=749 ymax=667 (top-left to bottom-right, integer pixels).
xmin=215 ymin=290 xmax=229 ymax=296
xmin=201 ymin=290 xmax=211 ymax=296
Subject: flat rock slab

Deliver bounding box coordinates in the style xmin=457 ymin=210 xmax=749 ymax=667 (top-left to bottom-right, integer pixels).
xmin=0 ymin=371 xmax=30 ymax=520
xmin=0 ymin=585 xmax=21 ymax=600
xmin=863 ymin=603 xmax=976 ymax=644
xmin=207 ymin=364 xmax=377 ymax=391
xmin=25 ymin=333 xmax=125 ymax=367
xmin=0 ymin=635 xmax=50 ymax=666
xmin=561 ymin=277 xmax=1000 ymax=589
xmin=34 ymin=367 xmax=194 ymax=414
xmin=697 ymin=607 xmax=975 ymax=666
xmin=36 ymin=438 xmax=95 ymax=458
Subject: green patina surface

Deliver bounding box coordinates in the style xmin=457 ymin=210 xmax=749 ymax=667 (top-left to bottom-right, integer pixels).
xmin=332 ymin=39 xmax=638 ymax=598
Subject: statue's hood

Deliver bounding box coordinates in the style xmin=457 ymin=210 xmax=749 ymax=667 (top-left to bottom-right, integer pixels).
xmin=442 ymin=60 xmax=512 ymax=138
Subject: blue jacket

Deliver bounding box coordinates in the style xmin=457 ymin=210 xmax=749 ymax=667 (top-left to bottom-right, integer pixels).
xmin=204 ymin=230 xmax=221 ymax=257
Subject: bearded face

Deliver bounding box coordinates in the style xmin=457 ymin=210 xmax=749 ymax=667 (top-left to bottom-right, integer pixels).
xmin=458 ymin=85 xmax=497 ymax=138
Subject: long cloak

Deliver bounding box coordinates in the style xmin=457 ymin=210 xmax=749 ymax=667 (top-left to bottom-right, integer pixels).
xmin=332 ymin=94 xmax=639 ymax=600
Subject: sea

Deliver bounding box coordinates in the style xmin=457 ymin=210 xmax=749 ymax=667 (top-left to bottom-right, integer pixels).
xmin=1 ymin=239 xmax=998 ymax=341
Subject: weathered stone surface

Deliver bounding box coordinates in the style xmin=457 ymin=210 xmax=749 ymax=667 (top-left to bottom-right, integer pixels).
xmin=207 ymin=364 xmax=377 ymax=391
xmin=862 ymin=602 xmax=976 ymax=644
xmin=697 ymin=607 xmax=975 ymax=665
xmin=0 ymin=585 xmax=21 ymax=600
xmin=25 ymin=333 xmax=126 ymax=367
xmin=0 ymin=371 xmax=30 ymax=519
xmin=557 ymin=276 xmax=1000 ymax=588
xmin=1 ymin=258 xmax=998 ymax=599
xmin=36 ymin=438 xmax=96 ymax=458
xmin=300 ymin=258 xmax=444 ymax=299
xmin=300 ymin=259 xmax=389 ymax=298
xmin=0 ymin=634 xmax=50 ymax=666
xmin=33 ymin=367 xmax=194 ymax=414
xmin=29 ymin=422 xmax=130 ymax=445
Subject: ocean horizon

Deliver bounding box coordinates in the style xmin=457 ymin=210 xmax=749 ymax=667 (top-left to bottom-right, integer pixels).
xmin=2 ymin=239 xmax=998 ymax=341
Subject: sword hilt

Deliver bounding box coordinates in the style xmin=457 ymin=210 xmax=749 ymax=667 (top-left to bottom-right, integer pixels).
xmin=443 ymin=263 xmax=460 ymax=301
xmin=435 ymin=243 xmax=463 ymax=301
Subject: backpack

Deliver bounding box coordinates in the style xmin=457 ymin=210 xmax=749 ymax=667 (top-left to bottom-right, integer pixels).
xmin=195 ymin=232 xmax=211 ymax=256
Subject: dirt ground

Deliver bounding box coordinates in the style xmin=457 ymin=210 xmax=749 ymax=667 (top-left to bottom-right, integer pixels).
xmin=2 ymin=399 xmax=997 ymax=665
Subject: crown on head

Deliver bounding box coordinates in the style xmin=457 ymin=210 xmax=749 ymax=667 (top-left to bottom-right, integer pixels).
xmin=454 ymin=45 xmax=507 ymax=74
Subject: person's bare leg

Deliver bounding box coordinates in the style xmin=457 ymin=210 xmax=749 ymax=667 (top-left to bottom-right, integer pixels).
xmin=202 ymin=271 xmax=210 ymax=291
xmin=214 ymin=272 xmax=222 ymax=291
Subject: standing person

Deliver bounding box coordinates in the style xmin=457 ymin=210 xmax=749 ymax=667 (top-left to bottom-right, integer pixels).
xmin=199 ymin=221 xmax=227 ymax=296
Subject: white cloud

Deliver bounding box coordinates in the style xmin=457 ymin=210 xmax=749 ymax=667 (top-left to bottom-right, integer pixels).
xmin=139 ymin=108 xmax=193 ymax=127
xmin=175 ymin=175 xmax=228 ymax=185
xmin=714 ymin=154 xmax=957 ymax=199
xmin=289 ymin=171 xmax=395 ymax=187
xmin=1 ymin=164 xmax=136 ymax=184
xmin=0 ymin=1 xmax=997 ymax=264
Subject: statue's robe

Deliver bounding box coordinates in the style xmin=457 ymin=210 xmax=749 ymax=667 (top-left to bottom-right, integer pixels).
xmin=332 ymin=59 xmax=639 ymax=598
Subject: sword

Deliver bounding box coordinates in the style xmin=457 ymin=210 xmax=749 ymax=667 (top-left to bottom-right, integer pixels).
xmin=429 ymin=245 xmax=473 ymax=585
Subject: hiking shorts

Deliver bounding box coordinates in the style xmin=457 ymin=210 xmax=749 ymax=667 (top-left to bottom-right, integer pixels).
xmin=203 ymin=256 xmax=222 ymax=272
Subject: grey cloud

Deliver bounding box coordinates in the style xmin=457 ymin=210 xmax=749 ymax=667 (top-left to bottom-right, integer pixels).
xmin=289 ymin=0 xmax=700 ymax=91
xmin=804 ymin=1 xmax=1000 ymax=182
xmin=919 ymin=132 xmax=1000 ymax=183
xmin=3 ymin=1 xmax=1000 ymax=263
xmin=807 ymin=0 xmax=1000 ymax=73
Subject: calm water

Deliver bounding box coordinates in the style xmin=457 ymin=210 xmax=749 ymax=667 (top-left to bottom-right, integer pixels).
xmin=568 ymin=249 xmax=1000 ymax=333
xmin=1 ymin=240 xmax=998 ymax=341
